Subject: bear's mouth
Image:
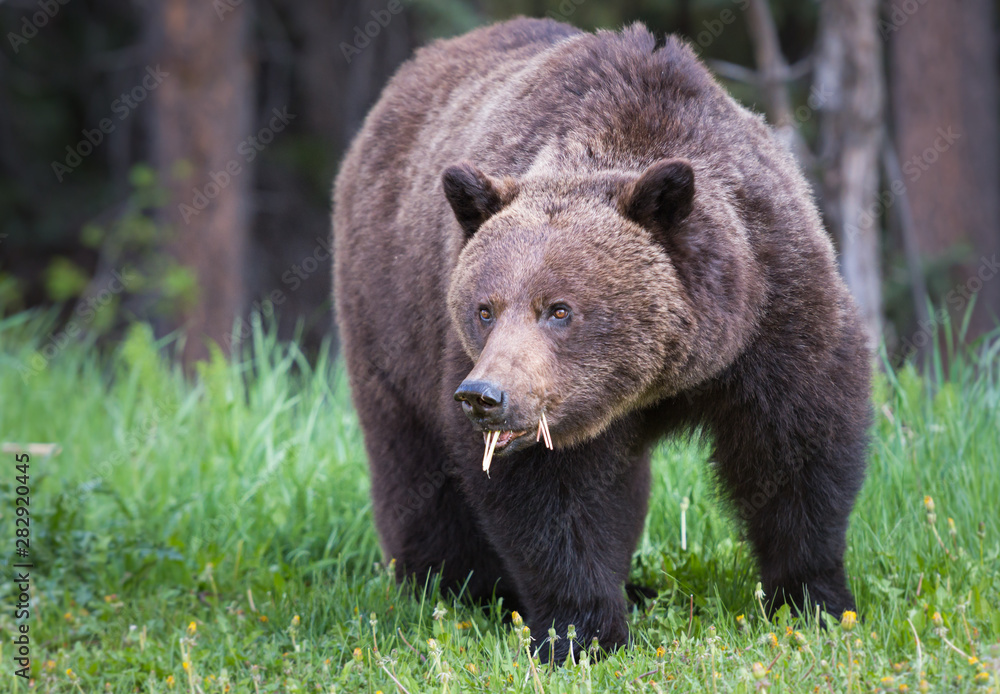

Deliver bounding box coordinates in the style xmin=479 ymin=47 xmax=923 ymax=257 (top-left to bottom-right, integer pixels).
xmin=481 ymin=429 xmax=527 ymax=475
xmin=480 ymin=412 xmax=554 ymax=475
xmin=482 ymin=429 xmax=526 ymax=450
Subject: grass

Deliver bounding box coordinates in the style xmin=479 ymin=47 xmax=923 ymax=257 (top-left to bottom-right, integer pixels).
xmin=0 ymin=310 xmax=998 ymax=693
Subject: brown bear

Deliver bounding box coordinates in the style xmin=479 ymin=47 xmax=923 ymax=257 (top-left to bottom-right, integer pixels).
xmin=332 ymin=18 xmax=871 ymax=661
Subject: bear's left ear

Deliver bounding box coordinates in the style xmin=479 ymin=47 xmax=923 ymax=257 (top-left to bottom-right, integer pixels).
xmin=621 ymin=158 xmax=695 ymax=235
xmin=442 ymin=162 xmax=519 ymax=239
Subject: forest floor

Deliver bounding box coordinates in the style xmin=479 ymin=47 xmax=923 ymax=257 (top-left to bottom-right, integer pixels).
xmin=1 ymin=311 xmax=998 ymax=693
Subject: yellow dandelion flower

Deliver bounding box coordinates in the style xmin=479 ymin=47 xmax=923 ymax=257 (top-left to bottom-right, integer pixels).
xmin=182 ymin=661 xmax=190 ymax=671
xmin=353 ymin=647 xmax=363 ymax=662
xmin=656 ymin=646 xmax=666 ymax=658
xmin=511 ymin=611 xmax=523 ymax=627
xmin=64 ymin=612 xmax=73 ymax=621
xmin=969 ymin=656 xmax=979 ymax=665
xmin=66 ymin=668 xmax=75 ymax=678
xmin=899 ymin=685 xmax=909 ymax=693
xmin=840 ymin=611 xmax=857 ymax=631
xmin=923 ymin=496 xmax=935 ymax=512
xmin=932 ymin=612 xmax=943 ymax=627
xmin=973 ymin=671 xmax=989 ymax=684
xmin=259 ymin=615 xmax=268 ymax=623
xmin=751 ymin=662 xmax=769 ymax=680
xmin=466 ymin=663 xmax=478 ymax=674
xmin=44 ymin=660 xmax=56 ymax=670
xmin=166 ymin=674 xmax=176 ymax=687
xmin=881 ymin=676 xmax=896 ymax=687
xmin=918 ymin=679 xmax=929 ymax=693
xmin=187 ymin=621 xmax=197 ymax=635
xmin=291 ymin=615 xmax=301 ymax=627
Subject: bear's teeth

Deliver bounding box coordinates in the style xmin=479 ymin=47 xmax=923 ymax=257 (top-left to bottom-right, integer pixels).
xmin=482 ymin=430 xmax=501 ymax=476
xmin=538 ymin=412 xmax=553 ymax=450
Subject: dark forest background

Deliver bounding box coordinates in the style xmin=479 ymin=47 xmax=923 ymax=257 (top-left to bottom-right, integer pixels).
xmin=0 ymin=0 xmax=997 ymax=367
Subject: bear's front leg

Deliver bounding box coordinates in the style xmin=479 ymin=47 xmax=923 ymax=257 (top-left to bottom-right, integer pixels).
xmin=457 ymin=433 xmax=651 ymax=663
xmin=707 ymin=334 xmax=870 ymax=619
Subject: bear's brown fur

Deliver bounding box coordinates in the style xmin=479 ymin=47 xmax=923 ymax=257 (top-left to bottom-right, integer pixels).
xmin=333 ymin=18 xmax=871 ymax=661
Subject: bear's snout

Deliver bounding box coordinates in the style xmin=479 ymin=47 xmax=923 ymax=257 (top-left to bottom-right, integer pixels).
xmin=454 ymin=379 xmax=507 ymax=424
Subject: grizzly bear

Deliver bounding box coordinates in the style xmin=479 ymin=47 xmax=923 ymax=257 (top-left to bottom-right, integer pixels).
xmin=332 ymin=18 xmax=871 ymax=661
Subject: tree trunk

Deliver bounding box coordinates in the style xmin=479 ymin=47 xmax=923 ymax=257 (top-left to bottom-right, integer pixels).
xmin=814 ymin=0 xmax=884 ymax=349
xmin=151 ymin=0 xmax=253 ymax=365
xmin=888 ymin=0 xmax=1000 ymax=342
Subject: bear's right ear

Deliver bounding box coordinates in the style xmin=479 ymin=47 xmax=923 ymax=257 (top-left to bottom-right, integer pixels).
xmin=621 ymin=158 xmax=695 ymax=236
xmin=442 ymin=162 xmax=518 ymax=239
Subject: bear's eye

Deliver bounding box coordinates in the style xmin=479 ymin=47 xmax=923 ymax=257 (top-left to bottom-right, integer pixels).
xmin=549 ymin=304 xmax=571 ymax=322
xmin=478 ymin=307 xmax=493 ymax=322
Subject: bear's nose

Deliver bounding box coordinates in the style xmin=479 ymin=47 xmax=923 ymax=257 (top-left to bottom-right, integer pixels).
xmin=454 ymin=379 xmax=505 ymax=418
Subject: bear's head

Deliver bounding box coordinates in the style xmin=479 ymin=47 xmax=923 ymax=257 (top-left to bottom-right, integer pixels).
xmin=445 ymin=159 xmax=700 ymax=454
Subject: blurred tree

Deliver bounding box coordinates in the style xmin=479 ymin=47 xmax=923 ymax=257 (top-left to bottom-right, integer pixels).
xmin=888 ymin=0 xmax=1000 ymax=341
xmin=814 ymin=0 xmax=884 ymax=348
xmin=237 ymin=0 xmax=424 ymax=355
xmin=150 ymin=0 xmax=254 ymax=365
xmin=735 ymin=0 xmax=884 ymax=348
